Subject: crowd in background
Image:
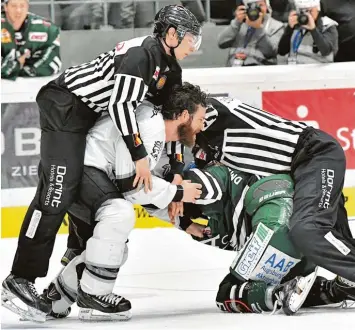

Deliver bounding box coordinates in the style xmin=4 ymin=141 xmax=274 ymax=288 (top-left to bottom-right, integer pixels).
xmin=1 ymin=0 xmax=355 ymax=80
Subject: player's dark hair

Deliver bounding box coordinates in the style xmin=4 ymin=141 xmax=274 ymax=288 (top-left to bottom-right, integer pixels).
xmin=161 ymin=82 xmax=207 ymax=120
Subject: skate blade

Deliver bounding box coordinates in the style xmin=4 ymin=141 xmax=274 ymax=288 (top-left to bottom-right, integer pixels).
xmin=78 ymin=307 xmax=132 ymax=322
xmin=1 ymin=287 xmax=46 ymax=323
xmin=284 ymin=266 xmax=319 ymax=315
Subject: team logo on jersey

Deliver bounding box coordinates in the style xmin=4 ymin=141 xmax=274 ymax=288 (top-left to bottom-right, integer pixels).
xmin=152 ymin=66 xmax=160 ymax=80
xmin=1 ymin=29 xmax=12 ymax=43
xmin=151 ymin=141 xmax=163 ymax=161
xmin=133 ymin=133 xmax=142 ymax=147
xmin=151 ymin=105 xmax=161 ymax=118
xmin=156 ymin=75 xmax=167 ymax=89
xmin=29 ymin=32 xmax=48 ymax=42
xmin=162 ymin=164 xmax=171 ymax=177
xmin=31 ymin=19 xmax=44 ymax=24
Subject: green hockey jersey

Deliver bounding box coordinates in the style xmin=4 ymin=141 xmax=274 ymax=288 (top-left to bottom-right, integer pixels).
xmin=184 ymin=164 xmax=258 ymax=251
xmin=184 ymin=163 xmax=302 ymax=286
xmin=1 ymin=12 xmax=61 ymax=80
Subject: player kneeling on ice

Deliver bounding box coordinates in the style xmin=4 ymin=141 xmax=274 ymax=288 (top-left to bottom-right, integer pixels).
xmin=25 ymin=83 xmax=206 ymax=322
xmin=191 ymin=95 xmax=355 ymax=306
xmin=176 ymin=162 xmax=355 ymax=315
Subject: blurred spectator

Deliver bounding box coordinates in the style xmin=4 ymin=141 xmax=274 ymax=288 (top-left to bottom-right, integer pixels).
xmin=182 ymin=1 xmax=206 ymax=23
xmin=59 ymin=1 xmax=169 ymax=30
xmin=321 ymin=0 xmax=355 ymax=62
xmin=270 ymin=0 xmax=292 ymax=23
xmin=278 ymin=0 xmax=338 ymax=64
xmin=1 ymin=0 xmax=61 ymax=80
xmin=210 ymin=0 xmax=243 ymax=25
xmin=60 ymin=1 xmax=105 ymax=30
xmin=218 ymin=0 xmax=284 ymax=66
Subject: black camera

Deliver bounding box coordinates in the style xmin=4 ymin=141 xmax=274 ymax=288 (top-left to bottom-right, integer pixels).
xmin=297 ymin=9 xmax=309 ymax=25
xmin=246 ymin=3 xmax=261 ymax=21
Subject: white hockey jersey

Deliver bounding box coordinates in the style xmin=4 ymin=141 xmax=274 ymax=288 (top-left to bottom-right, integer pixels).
xmin=84 ymin=101 xmax=178 ymax=210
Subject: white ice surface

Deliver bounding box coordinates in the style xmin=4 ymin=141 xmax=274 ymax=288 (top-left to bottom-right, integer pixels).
xmin=1 ymin=226 xmax=355 ymax=330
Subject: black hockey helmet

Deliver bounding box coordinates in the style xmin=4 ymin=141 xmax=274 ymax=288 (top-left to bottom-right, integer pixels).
xmin=154 ymin=5 xmax=202 ymax=51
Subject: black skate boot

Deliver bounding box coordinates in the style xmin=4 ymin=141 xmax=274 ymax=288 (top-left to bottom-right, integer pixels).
xmin=1 ymin=274 xmax=51 ymax=322
xmin=39 ymin=249 xmax=82 ymax=320
xmin=269 ymin=268 xmax=319 ymax=315
xmin=320 ymin=276 xmax=355 ymax=305
xmin=41 ymin=281 xmax=75 ymax=320
xmin=76 ymin=286 xmax=132 ymax=321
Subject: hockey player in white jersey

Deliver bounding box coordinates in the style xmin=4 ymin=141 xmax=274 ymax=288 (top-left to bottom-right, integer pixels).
xmin=35 ymin=82 xmax=207 ymax=322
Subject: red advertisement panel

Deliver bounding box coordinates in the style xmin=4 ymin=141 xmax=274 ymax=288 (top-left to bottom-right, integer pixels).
xmin=262 ymin=88 xmax=355 ymax=169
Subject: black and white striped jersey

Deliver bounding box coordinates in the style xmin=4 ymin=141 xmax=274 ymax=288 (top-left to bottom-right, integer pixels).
xmin=184 ymin=164 xmax=258 ymax=251
xmin=197 ymin=96 xmax=308 ymax=177
xmin=62 ymin=35 xmax=182 ymax=161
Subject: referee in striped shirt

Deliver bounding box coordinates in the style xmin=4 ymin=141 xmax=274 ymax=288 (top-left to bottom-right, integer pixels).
xmin=193 ymin=96 xmax=355 ymax=287
xmin=3 ymin=5 xmax=202 ymax=315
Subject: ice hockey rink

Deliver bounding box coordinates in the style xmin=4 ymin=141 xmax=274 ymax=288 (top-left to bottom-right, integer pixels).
xmin=1 ymin=225 xmax=355 ymax=330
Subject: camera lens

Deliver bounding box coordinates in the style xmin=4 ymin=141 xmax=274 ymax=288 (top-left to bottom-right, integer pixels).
xmin=247 ymin=5 xmax=261 ymax=21
xmin=297 ymin=11 xmax=309 ymax=25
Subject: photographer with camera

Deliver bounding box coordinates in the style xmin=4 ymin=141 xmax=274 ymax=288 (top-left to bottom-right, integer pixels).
xmin=217 ymin=0 xmax=284 ymax=66
xmin=278 ymin=0 xmax=338 ymax=64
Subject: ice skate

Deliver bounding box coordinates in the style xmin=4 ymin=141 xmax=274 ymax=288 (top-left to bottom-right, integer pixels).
xmin=76 ymin=286 xmax=132 ymax=321
xmin=318 ymin=276 xmax=355 ymax=307
xmin=41 ymin=280 xmax=75 ymax=320
xmin=1 ymin=274 xmax=50 ymax=322
xmin=273 ymin=268 xmax=319 ymax=315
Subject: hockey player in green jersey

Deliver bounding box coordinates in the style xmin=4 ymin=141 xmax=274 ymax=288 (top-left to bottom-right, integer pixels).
xmin=1 ymin=0 xmax=61 ymax=80
xmin=179 ymin=162 xmax=355 ymax=315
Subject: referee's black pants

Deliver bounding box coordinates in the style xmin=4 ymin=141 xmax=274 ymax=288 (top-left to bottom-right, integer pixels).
xmin=289 ymin=127 xmax=355 ymax=281
xmin=11 ymin=75 xmax=99 ymax=280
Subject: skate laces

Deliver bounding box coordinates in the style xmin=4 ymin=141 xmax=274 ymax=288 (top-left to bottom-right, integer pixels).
xmin=262 ymin=292 xmax=283 ymax=316
xmin=28 ymin=282 xmax=39 ymax=298
xmin=98 ymin=293 xmax=122 ymax=306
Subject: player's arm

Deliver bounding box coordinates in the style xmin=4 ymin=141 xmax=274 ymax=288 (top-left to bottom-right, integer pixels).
xmin=166 ymin=141 xmax=185 ymax=180
xmin=21 ymin=24 xmax=61 ymax=77
xmin=109 ymin=46 xmax=157 ymax=162
xmin=175 ymin=166 xmax=225 ymax=245
xmin=114 ymin=105 xmax=165 ymax=185
xmin=124 ymin=175 xmax=202 ymax=209
xmin=185 ymin=167 xmax=224 ymax=205
xmin=1 ymin=48 xmax=21 ymax=80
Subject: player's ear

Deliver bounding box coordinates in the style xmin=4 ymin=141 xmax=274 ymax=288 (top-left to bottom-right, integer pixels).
xmin=180 ymin=109 xmax=190 ymax=123
xmin=166 ymin=27 xmax=178 ymax=42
